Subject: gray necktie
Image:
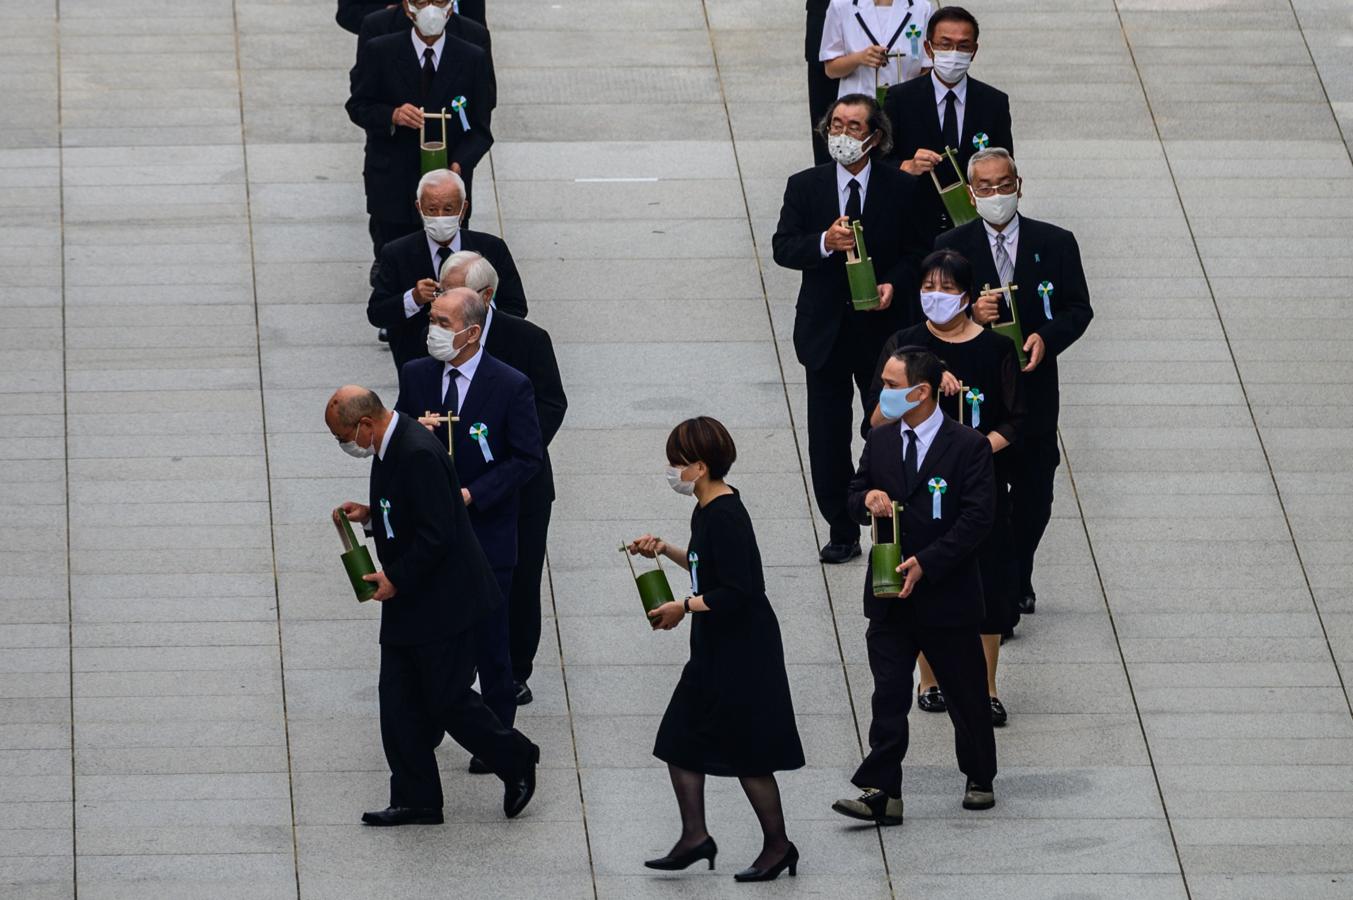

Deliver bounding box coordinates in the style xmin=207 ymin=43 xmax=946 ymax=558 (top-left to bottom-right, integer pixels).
xmin=993 ymin=232 xmax=1014 ymax=287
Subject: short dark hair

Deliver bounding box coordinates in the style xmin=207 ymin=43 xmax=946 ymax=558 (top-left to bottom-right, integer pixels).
xmin=927 ymin=6 xmax=980 ymax=42
xmin=890 ymin=347 xmax=944 ymax=395
xmin=666 ymin=416 xmax=737 ymax=481
xmin=816 ymin=93 xmax=895 ymax=157
xmin=920 ymin=248 xmax=975 ymax=299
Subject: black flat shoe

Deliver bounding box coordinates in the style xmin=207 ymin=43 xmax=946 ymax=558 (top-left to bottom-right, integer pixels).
xmin=819 ymin=541 xmax=861 ymax=564
xmin=644 ymin=836 xmax=718 ymax=871
xmin=734 ymin=843 xmax=798 ymax=882
xmin=515 ymin=681 xmax=533 ymax=706
xmin=917 ymin=686 xmax=946 ymax=713
xmin=468 ymin=755 xmax=491 ymax=774
xmin=1018 ymin=592 xmax=1036 ymax=614
xmin=361 ymin=806 xmax=443 ymax=826
xmin=990 ymin=697 xmax=1008 ymax=727
xmin=502 ymin=743 xmax=540 ymax=819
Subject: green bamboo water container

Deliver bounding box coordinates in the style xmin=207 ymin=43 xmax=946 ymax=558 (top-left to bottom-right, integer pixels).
xmin=986 ymin=282 xmax=1027 ymax=367
xmin=334 ymin=509 xmax=378 ymax=603
xmin=870 ymin=502 xmax=904 ymax=598
xmin=420 ymin=108 xmax=449 ymax=175
xmin=846 ymin=220 xmax=880 ymax=311
xmin=931 ymin=146 xmax=979 ymax=228
xmin=620 ymin=544 xmax=675 ymax=627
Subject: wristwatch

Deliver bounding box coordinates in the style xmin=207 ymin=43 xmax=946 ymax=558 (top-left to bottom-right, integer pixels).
xmin=683 ymin=596 xmax=692 ymax=613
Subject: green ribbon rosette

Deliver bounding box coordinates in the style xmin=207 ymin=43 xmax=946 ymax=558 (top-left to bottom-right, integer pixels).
xmin=965 ymin=388 xmax=984 ymax=429
xmin=469 ymin=422 xmax=493 ymax=462
xmin=927 ymin=477 xmax=948 ymax=519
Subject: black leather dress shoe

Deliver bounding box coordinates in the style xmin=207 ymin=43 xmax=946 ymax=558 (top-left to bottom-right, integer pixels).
xmin=990 ymin=697 xmax=1008 ymax=727
xmin=962 ymin=779 xmax=995 ymax=811
xmin=502 ymin=743 xmax=540 ymax=819
xmin=819 ymin=541 xmax=861 ymax=564
xmin=515 ymin=681 xmax=533 ymax=706
xmin=644 ymin=836 xmax=718 ymax=871
xmin=468 ymin=756 xmax=491 ymax=775
xmin=917 ymin=686 xmax=946 ymax=713
xmin=1018 ymin=592 xmax=1036 ymax=614
xmin=361 ymin=806 xmax=443 ymax=826
xmin=734 ymin=843 xmax=798 ymax=882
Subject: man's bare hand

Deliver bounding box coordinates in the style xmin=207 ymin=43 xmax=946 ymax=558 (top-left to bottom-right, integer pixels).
xmin=362 ymin=570 xmax=397 ymax=602
xmin=412 ymin=278 xmax=438 ymax=306
xmin=392 ymin=103 xmax=424 ymax=129
xmin=1022 ymin=333 xmax=1046 ymax=372
xmin=824 ymin=216 xmax=855 ymax=253
xmin=897 ymin=556 xmax=923 ymax=598
xmin=337 ymin=502 xmax=370 ymax=525
xmin=901 ymin=148 xmax=943 ymax=176
xmin=865 ymin=490 xmax=894 ymax=518
xmin=972 ymin=289 xmax=1002 ymax=325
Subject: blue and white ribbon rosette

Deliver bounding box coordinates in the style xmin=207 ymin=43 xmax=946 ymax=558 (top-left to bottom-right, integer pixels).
xmin=904 ymin=23 xmax=922 ymax=58
xmin=971 ymin=132 xmax=990 ymax=150
xmin=1038 ymin=280 xmax=1054 ymax=320
xmin=450 ymin=95 xmax=470 ymax=132
xmin=468 ymin=422 xmax=494 ymax=462
xmin=688 ymin=551 xmax=700 ymax=594
xmin=927 ymin=478 xmax=947 ymax=519
xmin=965 ymin=388 xmax=984 ymax=429
xmin=379 ymin=498 xmax=394 ymax=538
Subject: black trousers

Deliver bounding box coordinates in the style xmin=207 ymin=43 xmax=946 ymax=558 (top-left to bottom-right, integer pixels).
xmin=477 ymin=569 xmax=518 ymax=728
xmin=852 ymin=614 xmax=997 ymax=797
xmin=807 ymin=61 xmax=838 ymax=166
xmin=805 ymin=329 xmax=881 ymax=545
xmin=1009 ymin=430 xmax=1060 ymax=597
xmin=378 ymin=631 xmax=534 ymax=809
xmin=509 ymin=499 xmax=552 ymax=684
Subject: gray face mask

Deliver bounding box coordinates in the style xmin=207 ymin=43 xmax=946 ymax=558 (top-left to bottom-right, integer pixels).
xmin=340 ymin=422 xmax=375 ymax=459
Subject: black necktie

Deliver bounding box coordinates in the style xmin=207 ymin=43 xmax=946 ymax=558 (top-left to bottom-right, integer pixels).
xmin=902 ymin=429 xmax=918 ymax=495
xmin=435 ymin=245 xmax=451 ymax=280
xmin=941 ymin=89 xmax=958 ymax=152
xmin=421 ymin=47 xmax=436 ymax=98
xmin=845 ymin=177 xmax=862 ymax=222
xmin=443 ymin=367 xmax=460 ymax=413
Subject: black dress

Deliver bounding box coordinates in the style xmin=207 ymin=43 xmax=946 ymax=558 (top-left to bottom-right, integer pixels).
xmin=653 ymin=490 xmax=806 ymax=777
xmin=864 ymin=324 xmax=1026 ymax=634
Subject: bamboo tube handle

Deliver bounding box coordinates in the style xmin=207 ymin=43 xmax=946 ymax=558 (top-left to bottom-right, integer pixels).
xmin=619 ymin=543 xmax=639 ymax=580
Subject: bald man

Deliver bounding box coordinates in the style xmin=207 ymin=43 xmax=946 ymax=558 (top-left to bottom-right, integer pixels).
xmin=327 ymin=385 xmax=539 ymax=825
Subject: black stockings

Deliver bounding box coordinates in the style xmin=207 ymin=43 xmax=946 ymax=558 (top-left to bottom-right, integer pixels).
xmin=665 ymin=765 xmax=791 ymax=868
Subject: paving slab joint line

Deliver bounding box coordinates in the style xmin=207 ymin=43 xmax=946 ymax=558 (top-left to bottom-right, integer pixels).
xmin=230 ymin=1 xmax=302 ymax=896
xmin=698 ymin=2 xmax=892 ymax=895
xmin=1109 ymin=0 xmax=1353 ymax=724
xmin=54 ymin=1 xmax=77 ymax=894
xmin=1286 ymin=0 xmax=1353 ymax=167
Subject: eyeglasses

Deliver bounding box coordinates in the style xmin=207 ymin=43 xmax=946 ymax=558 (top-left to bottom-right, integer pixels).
xmin=971 ymin=180 xmax=1018 ymax=198
xmin=408 ymin=0 xmax=451 ymax=8
xmin=827 ymin=122 xmax=870 ymax=137
xmin=930 ymin=40 xmax=976 ymax=53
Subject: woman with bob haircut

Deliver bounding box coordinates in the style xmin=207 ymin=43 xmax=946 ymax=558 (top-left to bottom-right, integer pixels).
xmin=628 ymin=416 xmax=805 ymax=883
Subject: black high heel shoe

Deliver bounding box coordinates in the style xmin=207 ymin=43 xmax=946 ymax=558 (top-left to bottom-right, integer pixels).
xmin=734 ymin=843 xmax=798 ymax=882
xmin=644 ymin=836 xmax=718 ymax=871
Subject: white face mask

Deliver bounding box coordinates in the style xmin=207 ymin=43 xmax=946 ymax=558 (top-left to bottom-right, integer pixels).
xmin=413 ymin=3 xmax=450 ymax=36
xmin=665 ymin=465 xmax=697 ymax=496
xmin=973 ymin=191 xmax=1019 ymax=227
xmin=427 ymin=324 xmax=474 ymax=362
xmin=422 ymin=213 xmax=460 ymax=244
xmin=827 ymin=131 xmax=872 ymax=167
xmin=340 ymin=421 xmax=375 ymax=459
xmin=920 ymin=290 xmax=967 ymax=325
xmin=930 ymin=50 xmax=973 ymax=83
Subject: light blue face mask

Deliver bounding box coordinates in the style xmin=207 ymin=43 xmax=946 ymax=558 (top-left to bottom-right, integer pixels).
xmin=879 ymin=385 xmax=923 ymax=420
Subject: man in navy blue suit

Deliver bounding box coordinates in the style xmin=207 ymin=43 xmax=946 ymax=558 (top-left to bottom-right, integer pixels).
xmin=394 ymin=287 xmax=542 ymax=768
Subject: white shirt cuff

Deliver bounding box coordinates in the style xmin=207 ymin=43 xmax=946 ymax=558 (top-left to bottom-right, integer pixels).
xmin=819 ymin=232 xmax=832 ymax=258
xmin=402 ymin=289 xmax=419 ymax=318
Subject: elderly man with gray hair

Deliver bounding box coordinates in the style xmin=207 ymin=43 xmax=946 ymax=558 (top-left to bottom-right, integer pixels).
xmin=935 ymin=146 xmax=1094 ymax=618
xmin=440 ymin=251 xmax=567 ymax=705
xmin=367 ymin=168 xmax=528 ymax=369
xmin=393 ymin=286 xmax=544 ymax=772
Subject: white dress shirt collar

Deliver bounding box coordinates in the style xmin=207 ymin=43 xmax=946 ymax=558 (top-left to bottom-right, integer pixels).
xmin=983 ymin=212 xmax=1020 ymax=252
xmin=835 ymin=159 xmax=872 ymax=211
xmin=376 ymin=411 xmax=399 ymax=461
xmin=931 ymin=70 xmax=969 ymax=104
xmin=901 ymin=402 xmax=945 ymax=467
xmin=411 ymin=30 xmax=446 ymax=68
xmin=426 ymin=230 xmax=463 ymax=274
xmin=443 ymin=344 xmax=484 ymax=404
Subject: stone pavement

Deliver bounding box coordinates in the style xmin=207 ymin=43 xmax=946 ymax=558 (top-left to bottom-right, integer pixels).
xmin=3 ymin=0 xmax=1352 ymax=897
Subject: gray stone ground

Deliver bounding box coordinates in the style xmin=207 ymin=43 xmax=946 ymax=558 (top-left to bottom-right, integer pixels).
xmin=3 ymin=0 xmax=1353 ymax=897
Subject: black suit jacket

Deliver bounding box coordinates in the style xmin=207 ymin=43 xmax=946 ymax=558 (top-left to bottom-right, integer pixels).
xmin=395 ymin=352 xmax=543 ymax=570
xmin=368 ymin=413 xmax=502 ymax=645
xmin=337 ymin=0 xmax=485 ymax=33
xmin=883 ymin=74 xmax=1013 ymax=236
xmin=354 ymin=7 xmax=495 ymax=110
xmin=347 ymin=31 xmax=493 ymax=223
xmin=805 ymin=0 xmax=829 ymax=63
xmin=848 ymin=414 xmax=994 ymax=627
xmin=482 ymin=309 xmax=566 ymax=508
xmin=935 ymin=216 xmax=1093 ymax=435
xmin=366 ymin=228 xmax=528 ymax=372
xmin=772 ymin=161 xmax=929 ymax=371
